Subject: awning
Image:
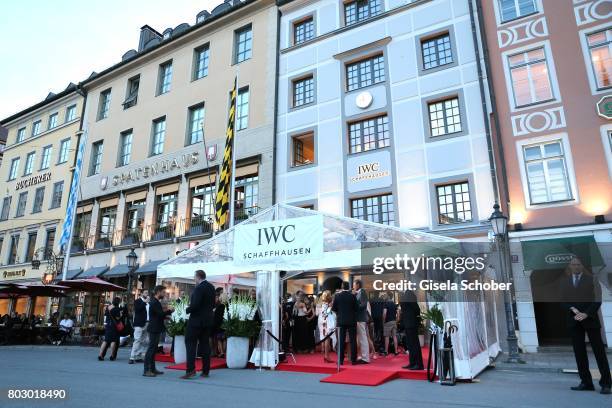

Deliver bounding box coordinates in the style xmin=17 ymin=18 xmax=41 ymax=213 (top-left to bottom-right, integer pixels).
xmin=136 ymin=260 xmax=165 ymax=275
xmin=78 ymin=266 xmax=110 ymax=279
xmin=521 ymin=235 xmax=605 ymax=270
xmin=55 ymin=268 xmax=83 ymax=281
xmin=102 ymin=264 xmax=130 ymax=279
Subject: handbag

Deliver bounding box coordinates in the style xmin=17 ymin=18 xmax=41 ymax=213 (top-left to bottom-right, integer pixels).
xmin=115 ymin=320 xmax=125 ymax=333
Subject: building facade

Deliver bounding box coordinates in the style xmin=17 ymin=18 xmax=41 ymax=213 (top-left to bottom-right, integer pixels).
xmin=275 ymin=0 xmax=498 ymax=241
xmin=478 ymin=0 xmax=612 ymax=350
xmin=0 ymin=85 xmax=83 ymax=317
xmin=66 ymin=0 xmax=278 ymax=320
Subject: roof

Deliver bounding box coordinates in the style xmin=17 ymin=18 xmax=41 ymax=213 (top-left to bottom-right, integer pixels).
xmin=136 ymin=260 xmax=167 ymax=275
xmin=78 ymin=266 xmax=110 ymax=279
xmin=0 ymin=83 xmax=79 ymax=126
xmin=80 ymin=0 xmax=258 ymax=88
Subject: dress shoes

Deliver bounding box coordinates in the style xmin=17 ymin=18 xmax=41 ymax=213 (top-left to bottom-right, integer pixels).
xmin=153 ymin=370 xmax=164 ymax=375
xmin=570 ymin=383 xmax=595 ymax=391
xmin=143 ymin=371 xmax=156 ymax=377
xmin=601 ymin=386 xmax=611 ymax=395
xmin=402 ymin=365 xmax=424 ymax=370
xmin=180 ymin=371 xmax=197 ymax=380
xmin=200 ymin=372 xmax=209 ymax=378
xmin=128 ymin=359 xmax=135 ymax=364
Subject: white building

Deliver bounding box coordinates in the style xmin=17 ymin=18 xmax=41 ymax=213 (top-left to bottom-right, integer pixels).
xmin=276 ymin=0 xmax=498 ymax=239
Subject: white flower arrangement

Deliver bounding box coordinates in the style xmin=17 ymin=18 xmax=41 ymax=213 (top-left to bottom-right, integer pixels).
xmin=224 ymin=295 xmax=257 ymax=321
xmin=167 ymin=295 xmax=190 ymax=337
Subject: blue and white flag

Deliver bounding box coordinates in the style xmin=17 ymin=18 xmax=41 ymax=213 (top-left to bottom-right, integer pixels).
xmin=59 ymin=130 xmax=88 ymax=249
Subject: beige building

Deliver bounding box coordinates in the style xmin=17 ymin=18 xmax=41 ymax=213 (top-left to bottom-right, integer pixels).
xmin=0 ymin=84 xmax=83 ymax=317
xmin=66 ymin=0 xmax=278 ymax=320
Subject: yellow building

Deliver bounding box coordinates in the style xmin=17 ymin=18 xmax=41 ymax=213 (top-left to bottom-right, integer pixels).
xmin=0 ymin=84 xmax=84 ymax=317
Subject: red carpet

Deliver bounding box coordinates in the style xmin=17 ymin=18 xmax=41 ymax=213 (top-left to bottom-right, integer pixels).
xmin=277 ymin=347 xmax=431 ymax=386
xmin=165 ymin=357 xmax=227 ymax=371
xmin=154 ymin=354 xmax=174 ymax=363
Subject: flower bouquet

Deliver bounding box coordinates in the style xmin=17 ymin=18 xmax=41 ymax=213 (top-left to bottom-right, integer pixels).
xmin=166 ymin=295 xmax=190 ymax=364
xmin=222 ymin=294 xmax=260 ymax=369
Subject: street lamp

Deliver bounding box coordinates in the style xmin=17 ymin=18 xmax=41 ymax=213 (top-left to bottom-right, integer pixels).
xmin=126 ymin=248 xmax=138 ymax=310
xmin=489 ymin=204 xmax=524 ymax=364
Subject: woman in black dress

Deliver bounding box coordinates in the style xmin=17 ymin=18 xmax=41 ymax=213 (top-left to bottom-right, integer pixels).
xmin=98 ymin=297 xmax=122 ymax=361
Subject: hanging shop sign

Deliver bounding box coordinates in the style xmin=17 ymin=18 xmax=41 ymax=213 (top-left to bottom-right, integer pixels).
xmin=346 ymin=150 xmax=392 ymax=193
xmin=233 ymin=215 xmax=324 ymax=266
xmin=101 ymin=152 xmax=200 ymax=190
xmin=15 ymin=172 xmax=52 ymax=191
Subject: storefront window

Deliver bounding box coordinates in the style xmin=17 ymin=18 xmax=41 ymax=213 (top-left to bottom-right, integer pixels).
xmin=14 ymin=297 xmax=29 ymax=314
xmin=32 ymin=297 xmax=48 ymax=319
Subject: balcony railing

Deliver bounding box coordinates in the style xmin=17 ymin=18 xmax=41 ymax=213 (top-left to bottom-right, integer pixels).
xmin=180 ymin=215 xmax=214 ymax=237
xmin=146 ymin=222 xmax=176 ymax=242
xmin=234 ymin=206 xmax=259 ymax=225
xmin=116 ymin=226 xmax=144 ymax=246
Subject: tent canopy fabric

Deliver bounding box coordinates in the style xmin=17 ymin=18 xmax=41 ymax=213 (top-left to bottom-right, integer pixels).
xmin=158 ymin=204 xmax=456 ymax=279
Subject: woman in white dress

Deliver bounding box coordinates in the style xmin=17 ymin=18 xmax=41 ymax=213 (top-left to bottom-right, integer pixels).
xmin=318 ymin=290 xmax=336 ymax=363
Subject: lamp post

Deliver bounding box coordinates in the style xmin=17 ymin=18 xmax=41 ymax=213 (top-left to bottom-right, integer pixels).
xmin=489 ymin=204 xmax=524 ymax=363
xmin=126 ymin=248 xmax=138 ymax=311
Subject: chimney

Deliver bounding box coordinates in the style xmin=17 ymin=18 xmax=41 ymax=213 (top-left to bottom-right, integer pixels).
xmin=138 ymin=25 xmax=162 ymax=52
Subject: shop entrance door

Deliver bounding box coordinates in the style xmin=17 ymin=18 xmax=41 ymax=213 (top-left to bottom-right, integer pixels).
xmin=531 ymin=268 xmax=570 ymax=345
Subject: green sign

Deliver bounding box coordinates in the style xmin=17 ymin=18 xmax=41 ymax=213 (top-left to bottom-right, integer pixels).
xmin=597 ymin=95 xmax=612 ymax=119
xmin=521 ymin=235 xmax=604 ymax=270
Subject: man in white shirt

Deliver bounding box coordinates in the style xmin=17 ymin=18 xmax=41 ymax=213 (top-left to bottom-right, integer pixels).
xmin=57 ymin=314 xmax=74 ymax=345
xmin=130 ymin=290 xmax=150 ymax=364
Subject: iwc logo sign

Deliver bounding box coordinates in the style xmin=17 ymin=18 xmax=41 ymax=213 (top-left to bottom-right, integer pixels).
xmin=544 ymin=253 xmax=575 ymax=264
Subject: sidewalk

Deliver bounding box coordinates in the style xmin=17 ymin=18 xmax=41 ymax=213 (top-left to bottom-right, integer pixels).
xmin=493 ymin=350 xmax=612 ymax=374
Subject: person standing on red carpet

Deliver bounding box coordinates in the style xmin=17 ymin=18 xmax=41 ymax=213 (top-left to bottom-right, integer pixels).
xmin=143 ymin=286 xmax=173 ymax=377
xmin=399 ymin=290 xmax=423 ymax=370
xmin=181 ymin=270 xmax=216 ymax=379
xmin=332 ymin=281 xmax=359 ymax=365
xmin=353 ymin=280 xmax=370 ymax=364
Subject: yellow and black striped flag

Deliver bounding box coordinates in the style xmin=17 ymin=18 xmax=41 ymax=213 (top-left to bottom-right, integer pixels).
xmin=215 ymin=77 xmax=237 ymax=229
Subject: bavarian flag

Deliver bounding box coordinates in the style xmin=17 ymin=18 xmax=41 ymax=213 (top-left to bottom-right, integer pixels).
xmin=215 ymin=77 xmax=237 ymax=229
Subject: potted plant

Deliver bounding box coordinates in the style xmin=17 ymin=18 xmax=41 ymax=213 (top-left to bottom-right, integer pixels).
xmin=167 ymin=295 xmax=189 ymax=364
xmin=222 ymin=295 xmax=260 ymax=369
xmin=421 ymin=303 xmax=444 ymax=331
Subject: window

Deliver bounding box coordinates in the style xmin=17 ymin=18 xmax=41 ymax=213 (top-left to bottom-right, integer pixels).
xmin=291 ymin=132 xmax=315 ymax=167
xmin=523 ymin=141 xmax=572 ymax=204
xmin=50 ymin=181 xmax=64 ymax=209
xmin=40 ymin=145 xmax=52 ymax=170
xmin=348 ymin=115 xmax=389 ymax=154
xmin=98 ymin=206 xmax=117 ymax=242
xmin=498 ymin=0 xmax=537 ymax=23
xmin=188 ymin=105 xmax=205 ymax=145
xmin=32 ymin=120 xmax=42 ymax=137
xmin=48 ymin=113 xmax=58 ymax=130
xmin=8 ymin=235 xmax=19 ymax=264
xmin=436 ymin=182 xmax=472 ymax=224
xmin=344 ymin=0 xmax=382 ymax=26
xmin=58 ymin=138 xmax=70 ymax=164
xmin=234 ymin=25 xmax=253 ymax=63
xmin=15 ymin=192 xmax=27 ymax=217
xmin=44 ymin=229 xmax=55 ymax=257
xmin=118 ymin=130 xmax=133 ymax=166
xmin=158 ymin=61 xmax=173 ymax=95
xmin=194 ymin=44 xmax=210 ymax=80
xmin=123 ymin=75 xmax=140 ymax=109
xmin=421 ymin=33 xmax=453 ymax=70
xmin=191 ymin=184 xmax=215 ymax=225
xmin=98 ymin=89 xmax=111 ymax=120
xmin=65 ymin=104 xmax=77 ymax=122
xmin=16 ymin=127 xmax=26 ymax=143
xmin=126 ymin=200 xmax=145 ymax=235
xmin=351 ymin=194 xmax=394 ymax=225
xmin=156 ymin=193 xmax=178 ymax=228
xmin=346 ymin=55 xmax=385 ymax=92
xmin=151 ymin=117 xmax=166 ymax=155
xmin=32 ymin=187 xmax=44 ymax=213
xmin=428 ymin=97 xmax=462 ymax=137
xmin=293 ymin=76 xmax=315 ymax=107
xmin=24 ymin=152 xmax=35 ymax=175
xmin=294 ymin=17 xmax=314 ymax=45
xmin=8 ymin=158 xmax=20 ymax=180
xmin=587 ymin=29 xmax=612 ymax=90
xmin=508 ymin=48 xmax=553 ymax=107
xmin=74 ymin=212 xmax=92 ymax=245
xmin=234 ymin=175 xmax=258 ymax=221
xmin=1 ymin=197 xmax=11 ymax=220
xmin=25 ymin=232 xmax=37 ymax=262
xmin=90 ymin=141 xmax=103 ymax=175
xmin=236 ymin=87 xmax=250 ymax=130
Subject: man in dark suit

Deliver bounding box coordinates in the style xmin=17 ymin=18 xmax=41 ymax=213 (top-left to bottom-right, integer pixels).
xmin=561 ymin=256 xmax=610 ymax=394
xmin=400 ymin=290 xmax=423 ymax=370
xmin=143 ymin=286 xmax=173 ymax=377
xmin=332 ymin=281 xmax=359 ymax=365
xmin=130 ymin=290 xmax=149 ymax=364
xmin=181 ymin=269 xmax=216 ymax=379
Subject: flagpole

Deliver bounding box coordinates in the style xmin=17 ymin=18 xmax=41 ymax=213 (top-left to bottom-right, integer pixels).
xmin=229 ymin=69 xmax=239 ymax=228
xmin=200 ymin=121 xmax=216 ymax=237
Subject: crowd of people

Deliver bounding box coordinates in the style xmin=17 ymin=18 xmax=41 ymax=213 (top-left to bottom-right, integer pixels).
xmin=282 ymin=280 xmax=425 ymax=369
xmin=0 ymin=311 xmax=76 ymax=345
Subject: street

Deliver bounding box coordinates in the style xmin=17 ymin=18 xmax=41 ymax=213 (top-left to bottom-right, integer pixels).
xmin=0 ymin=346 xmax=607 ymax=408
